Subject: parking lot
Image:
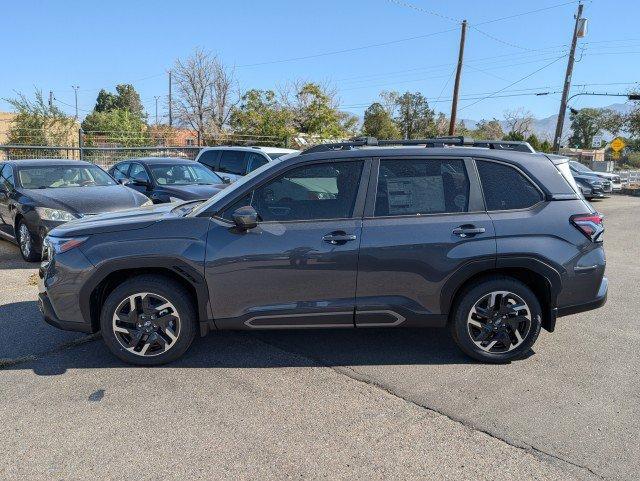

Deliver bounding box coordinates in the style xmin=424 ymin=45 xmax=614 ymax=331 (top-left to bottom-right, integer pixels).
xmin=0 ymin=194 xmax=637 ymax=481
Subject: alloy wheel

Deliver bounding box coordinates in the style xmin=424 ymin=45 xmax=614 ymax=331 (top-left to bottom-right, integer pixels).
xmin=18 ymin=224 xmax=31 ymax=258
xmin=466 ymin=290 xmax=531 ymax=353
xmin=112 ymin=292 xmax=181 ymax=357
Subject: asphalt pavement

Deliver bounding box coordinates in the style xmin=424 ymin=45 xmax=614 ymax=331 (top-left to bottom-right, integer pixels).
xmin=0 ymin=195 xmax=638 ymax=481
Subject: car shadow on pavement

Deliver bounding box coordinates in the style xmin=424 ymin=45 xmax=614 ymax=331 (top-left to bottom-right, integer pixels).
xmin=2 ymin=312 xmax=486 ymax=376
xmin=0 ymin=239 xmax=35 ymax=270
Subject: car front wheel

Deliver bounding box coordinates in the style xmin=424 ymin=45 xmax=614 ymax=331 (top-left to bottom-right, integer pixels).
xmin=17 ymin=220 xmax=41 ymax=262
xmin=100 ymin=275 xmax=197 ymax=366
xmin=450 ymin=276 xmax=542 ymax=363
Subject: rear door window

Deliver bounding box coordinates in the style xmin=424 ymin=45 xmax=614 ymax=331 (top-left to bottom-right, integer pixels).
xmin=476 ymin=160 xmax=543 ymax=211
xmin=219 ymin=150 xmax=248 ymax=175
xmin=197 ymin=150 xmax=220 ymax=169
xmin=375 ymin=159 xmax=470 ymax=216
xmin=111 ymin=162 xmax=130 ymax=181
xmin=246 ymin=152 xmax=269 ymax=173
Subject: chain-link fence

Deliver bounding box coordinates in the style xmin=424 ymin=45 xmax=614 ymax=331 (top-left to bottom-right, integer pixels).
xmin=1 ymin=127 xmax=289 ymax=169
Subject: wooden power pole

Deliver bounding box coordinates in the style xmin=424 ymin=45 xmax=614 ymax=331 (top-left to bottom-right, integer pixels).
xmin=449 ymin=19 xmax=467 ymax=136
xmin=553 ymin=2 xmax=584 ymax=152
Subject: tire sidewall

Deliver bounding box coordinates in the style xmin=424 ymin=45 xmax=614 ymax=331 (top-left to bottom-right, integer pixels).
xmin=451 ymin=278 xmax=542 ymax=363
xmin=100 ymin=277 xmax=197 ymax=366
xmin=17 ymin=220 xmax=40 ymax=262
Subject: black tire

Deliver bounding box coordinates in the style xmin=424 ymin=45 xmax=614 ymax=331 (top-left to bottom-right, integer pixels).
xmin=100 ymin=275 xmax=197 ymax=366
xmin=17 ymin=219 xmax=41 ymax=262
xmin=449 ymin=276 xmax=542 ymax=363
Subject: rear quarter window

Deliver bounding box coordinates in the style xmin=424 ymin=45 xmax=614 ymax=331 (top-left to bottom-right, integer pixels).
xmin=476 ymin=160 xmax=543 ymax=211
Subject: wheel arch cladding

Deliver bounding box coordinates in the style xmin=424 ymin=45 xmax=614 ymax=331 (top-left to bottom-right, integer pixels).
xmin=85 ymin=262 xmax=208 ymax=334
xmin=443 ymin=265 xmax=558 ymax=332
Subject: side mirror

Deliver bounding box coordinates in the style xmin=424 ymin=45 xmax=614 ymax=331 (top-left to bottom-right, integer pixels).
xmin=118 ymin=178 xmax=131 ymax=186
xmin=132 ymin=178 xmax=150 ymax=187
xmin=221 ymin=176 xmax=232 ymax=184
xmin=232 ymin=206 xmax=258 ymax=230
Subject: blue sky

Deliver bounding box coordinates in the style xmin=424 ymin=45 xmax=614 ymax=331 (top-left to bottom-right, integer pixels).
xmin=2 ymin=0 xmax=639 ymax=122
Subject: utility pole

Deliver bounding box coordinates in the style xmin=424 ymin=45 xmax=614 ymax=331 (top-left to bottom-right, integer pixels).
xmin=71 ymin=85 xmax=80 ymax=119
xmin=449 ymin=19 xmax=467 ymax=136
xmin=553 ymin=2 xmax=585 ymax=152
xmin=48 ymin=91 xmax=54 ymax=110
xmin=154 ymin=96 xmax=160 ymax=125
xmin=168 ymin=70 xmax=173 ymax=127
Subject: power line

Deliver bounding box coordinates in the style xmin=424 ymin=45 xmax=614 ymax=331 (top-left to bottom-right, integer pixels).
xmin=473 ymin=1 xmax=578 ymax=26
xmin=235 ymin=27 xmax=459 ymax=67
xmin=458 ymin=55 xmax=567 ymax=111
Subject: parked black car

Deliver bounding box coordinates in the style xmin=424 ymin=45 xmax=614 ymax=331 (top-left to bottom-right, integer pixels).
xmin=573 ymin=177 xmax=594 ymax=199
xmin=108 ymin=158 xmax=226 ymax=204
xmin=39 ymin=138 xmax=607 ymax=366
xmin=0 ymin=159 xmax=150 ymax=261
xmin=572 ymin=173 xmax=609 ymax=200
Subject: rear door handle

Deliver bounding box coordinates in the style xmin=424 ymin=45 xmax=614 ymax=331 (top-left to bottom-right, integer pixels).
xmin=452 ymin=225 xmax=486 ymax=238
xmin=322 ymin=232 xmax=357 ymax=245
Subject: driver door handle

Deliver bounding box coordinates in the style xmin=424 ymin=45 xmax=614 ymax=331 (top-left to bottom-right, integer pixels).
xmin=452 ymin=225 xmax=486 ymax=238
xmin=322 ymin=232 xmax=357 ymax=245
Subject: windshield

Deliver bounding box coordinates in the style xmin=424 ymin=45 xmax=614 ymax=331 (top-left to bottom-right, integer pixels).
xmin=189 ymin=156 xmax=282 ymax=216
xmin=150 ymin=163 xmax=223 ymax=185
xmin=569 ymin=161 xmax=592 ymax=173
xmin=17 ymin=165 xmax=116 ymax=189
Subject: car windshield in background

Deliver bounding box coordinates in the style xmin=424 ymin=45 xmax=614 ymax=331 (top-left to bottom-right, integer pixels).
xmin=150 ymin=164 xmax=223 ymax=185
xmin=570 ymin=161 xmax=592 ymax=173
xmin=17 ymin=165 xmax=116 ymax=189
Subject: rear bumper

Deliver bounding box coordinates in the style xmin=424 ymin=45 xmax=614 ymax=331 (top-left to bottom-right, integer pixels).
xmin=557 ymin=276 xmax=608 ymax=317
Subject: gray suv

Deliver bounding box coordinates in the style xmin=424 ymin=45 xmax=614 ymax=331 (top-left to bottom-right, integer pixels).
xmin=39 ymin=138 xmax=607 ymax=365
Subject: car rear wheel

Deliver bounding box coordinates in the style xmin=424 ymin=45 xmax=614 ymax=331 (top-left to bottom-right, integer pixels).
xmin=450 ymin=276 xmax=542 ymax=363
xmin=17 ymin=220 xmax=40 ymax=262
xmin=100 ymin=275 xmax=197 ymax=366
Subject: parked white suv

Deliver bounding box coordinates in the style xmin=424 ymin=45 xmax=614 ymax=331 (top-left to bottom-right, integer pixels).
xmin=195 ymin=146 xmax=299 ymax=183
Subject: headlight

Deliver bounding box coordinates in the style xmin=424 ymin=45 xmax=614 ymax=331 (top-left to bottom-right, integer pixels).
xmin=44 ymin=235 xmax=88 ymax=255
xmin=141 ymin=199 xmax=154 ymax=207
xmin=587 ymin=178 xmax=602 ymax=186
xmin=35 ymin=207 xmax=78 ymax=222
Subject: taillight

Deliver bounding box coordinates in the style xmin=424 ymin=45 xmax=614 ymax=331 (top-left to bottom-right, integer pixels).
xmin=571 ymin=213 xmax=604 ymax=242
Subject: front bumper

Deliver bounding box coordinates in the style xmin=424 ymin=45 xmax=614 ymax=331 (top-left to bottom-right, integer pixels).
xmin=557 ymin=276 xmax=608 ymax=317
xmin=38 ymin=289 xmax=94 ymax=333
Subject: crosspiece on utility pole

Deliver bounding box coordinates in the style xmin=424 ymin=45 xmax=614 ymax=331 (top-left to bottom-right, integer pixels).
xmin=553 ymin=2 xmax=585 ymax=152
xmin=449 ymin=20 xmax=467 ymax=136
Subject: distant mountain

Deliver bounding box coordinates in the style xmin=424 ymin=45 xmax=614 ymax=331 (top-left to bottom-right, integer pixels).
xmin=460 ymin=102 xmax=634 ymax=141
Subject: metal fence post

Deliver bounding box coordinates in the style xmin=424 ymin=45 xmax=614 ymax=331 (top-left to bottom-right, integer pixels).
xmin=78 ymin=128 xmax=84 ymax=160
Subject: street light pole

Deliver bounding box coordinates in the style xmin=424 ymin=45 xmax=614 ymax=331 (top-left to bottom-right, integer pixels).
xmin=154 ymin=96 xmax=160 ymax=125
xmin=71 ymin=85 xmax=80 ymax=119
xmin=552 ymin=2 xmax=584 ymax=152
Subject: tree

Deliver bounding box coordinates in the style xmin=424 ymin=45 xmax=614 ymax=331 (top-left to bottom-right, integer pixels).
xmin=4 ymin=89 xmax=77 ymax=147
xmin=384 ymin=91 xmax=435 ymax=139
xmin=539 ymin=139 xmax=552 ymax=153
xmin=503 ymin=131 xmax=525 ymax=141
xmin=229 ymin=89 xmax=293 ymax=143
xmin=474 ymin=118 xmax=504 ymax=140
xmin=503 ymin=108 xmax=534 ymax=139
xmin=568 ymin=108 xmax=603 ymax=148
xmin=172 ymin=48 xmax=237 ymax=143
xmin=93 ymin=84 xmax=145 ymax=120
xmin=526 ymin=133 xmax=541 ymax=151
xmin=81 ymin=109 xmax=149 ymax=147
xmin=282 ymin=81 xmax=354 ymax=138
xmin=362 ymin=102 xmax=400 ymax=139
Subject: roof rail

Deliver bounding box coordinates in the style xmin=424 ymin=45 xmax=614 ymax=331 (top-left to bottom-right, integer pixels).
xmin=301 ymin=136 xmax=535 ymax=154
